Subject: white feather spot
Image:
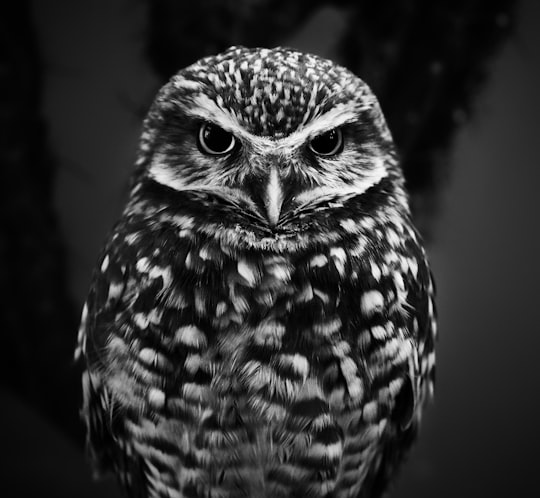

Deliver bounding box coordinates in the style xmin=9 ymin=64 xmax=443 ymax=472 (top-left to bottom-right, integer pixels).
xmin=394 ymin=272 xmax=406 ymax=291
xmin=174 ymin=79 xmax=202 ymax=91
xmin=267 ymin=262 xmax=291 ymax=281
xmin=147 ymin=388 xmax=165 ymax=409
xmin=133 ymin=313 xmax=149 ymax=329
xmin=388 ymin=377 xmax=405 ymax=398
xmin=360 ymin=217 xmax=375 ymax=230
xmin=107 ymin=337 xmax=127 ymax=357
xmin=309 ymin=441 xmax=343 ymax=460
xmin=182 ymin=382 xmax=208 ymax=403
xmin=296 ymin=283 xmax=314 ymax=303
xmin=339 ymin=218 xmax=357 ymax=232
xmin=147 ymin=308 xmax=163 ymax=325
xmin=184 ymin=354 xmax=202 ymax=375
xmin=386 ymin=228 xmax=401 ymax=247
xmin=184 ymin=251 xmax=194 ymax=270
xmin=309 ymin=254 xmax=328 ymax=268
xmin=101 ymin=254 xmax=109 ymax=272
xmin=136 ymin=257 xmax=150 ymax=273
xmin=362 ymin=400 xmax=378 ymax=422
xmin=409 ymin=258 xmax=419 ymax=278
xmin=360 ymin=290 xmax=384 ymax=316
xmin=215 ymin=301 xmax=227 ymax=317
xmin=370 ymin=261 xmax=382 ymax=281
xmin=237 ymin=259 xmax=259 ymax=287
xmin=427 ymin=351 xmax=436 ymax=370
xmin=279 ymin=354 xmax=310 ymax=380
xmin=331 ymin=340 xmax=351 ymax=357
xmin=108 ymin=281 xmax=123 ymax=300
xmin=174 ymin=325 xmax=207 ymax=349
xmin=148 ymin=265 xmax=172 ymax=287
xmin=313 ymin=316 xmax=342 ymax=337
xmin=371 ymin=325 xmax=387 ymax=340
xmin=171 ymin=214 xmax=195 ymax=229
xmin=74 ymin=304 xmax=88 ymax=359
xmin=231 ymin=294 xmax=250 ymax=315
xmin=313 ymin=288 xmax=330 ymax=305
xmin=125 ymin=233 xmax=140 ymax=246
xmin=139 ymin=348 xmax=157 ymax=365
xmin=340 ymin=357 xmax=363 ymax=400
xmin=199 ymin=246 xmax=212 ymax=261
xmin=330 ymin=247 xmax=347 ymax=277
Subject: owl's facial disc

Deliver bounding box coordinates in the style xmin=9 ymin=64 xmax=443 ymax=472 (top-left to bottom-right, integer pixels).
xmin=144 ymin=47 xmax=397 ymax=232
xmin=147 ymin=107 xmax=391 ymax=230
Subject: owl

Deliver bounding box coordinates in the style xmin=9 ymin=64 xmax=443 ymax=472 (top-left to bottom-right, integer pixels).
xmin=75 ymin=46 xmax=436 ymax=498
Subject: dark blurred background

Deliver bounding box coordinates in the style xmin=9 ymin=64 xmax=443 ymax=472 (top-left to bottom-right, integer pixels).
xmin=1 ymin=0 xmax=538 ymax=496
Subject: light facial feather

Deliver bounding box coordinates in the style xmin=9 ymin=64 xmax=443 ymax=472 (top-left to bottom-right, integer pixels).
xmin=148 ymin=96 xmax=391 ymax=229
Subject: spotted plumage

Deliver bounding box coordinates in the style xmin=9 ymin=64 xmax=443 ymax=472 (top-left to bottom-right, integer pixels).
xmin=76 ymin=46 xmax=436 ymax=498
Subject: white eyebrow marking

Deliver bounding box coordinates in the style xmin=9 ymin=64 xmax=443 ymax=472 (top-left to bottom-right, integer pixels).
xmin=148 ymin=152 xmax=189 ymax=190
xmin=294 ymin=156 xmax=388 ymax=204
xmin=188 ymin=94 xmax=359 ymax=152
xmin=189 ymin=94 xmax=246 ymax=136
xmin=279 ymin=105 xmax=358 ymax=150
xmin=173 ymin=78 xmax=203 ymax=91
xmin=148 ymin=155 xmax=259 ymax=208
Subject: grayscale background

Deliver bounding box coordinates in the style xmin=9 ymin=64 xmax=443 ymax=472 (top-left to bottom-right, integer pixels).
xmin=1 ymin=1 xmax=538 ymax=496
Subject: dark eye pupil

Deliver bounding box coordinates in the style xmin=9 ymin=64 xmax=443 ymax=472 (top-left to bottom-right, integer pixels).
xmin=199 ymin=123 xmax=235 ymax=154
xmin=310 ymin=129 xmax=343 ymax=156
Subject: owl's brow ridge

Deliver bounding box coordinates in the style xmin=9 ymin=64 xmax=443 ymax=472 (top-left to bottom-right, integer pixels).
xmin=188 ymin=93 xmax=361 ymax=151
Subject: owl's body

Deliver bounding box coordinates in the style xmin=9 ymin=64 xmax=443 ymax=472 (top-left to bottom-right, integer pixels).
xmin=77 ymin=47 xmax=436 ymax=498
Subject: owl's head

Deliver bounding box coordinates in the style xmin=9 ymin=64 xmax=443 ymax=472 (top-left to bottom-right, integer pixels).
xmin=133 ymin=47 xmax=407 ymax=241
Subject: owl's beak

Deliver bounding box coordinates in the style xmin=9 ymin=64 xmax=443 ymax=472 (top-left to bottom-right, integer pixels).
xmin=263 ymin=167 xmax=284 ymax=227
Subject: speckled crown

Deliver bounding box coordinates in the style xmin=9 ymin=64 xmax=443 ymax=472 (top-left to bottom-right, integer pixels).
xmin=169 ymin=46 xmax=370 ymax=138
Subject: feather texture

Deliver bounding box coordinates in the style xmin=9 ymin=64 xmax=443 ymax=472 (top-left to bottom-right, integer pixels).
xmin=77 ymin=47 xmax=436 ymax=498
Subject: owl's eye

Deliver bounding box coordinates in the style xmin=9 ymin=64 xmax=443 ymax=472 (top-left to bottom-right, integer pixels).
xmin=198 ymin=123 xmax=236 ymax=155
xmin=309 ymin=128 xmax=343 ymax=156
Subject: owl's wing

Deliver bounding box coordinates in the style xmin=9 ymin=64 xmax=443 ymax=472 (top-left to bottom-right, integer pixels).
xmin=358 ymin=256 xmax=436 ymax=498
xmin=76 ymin=237 xmax=150 ymax=497
xmin=81 ymin=368 xmax=149 ymax=497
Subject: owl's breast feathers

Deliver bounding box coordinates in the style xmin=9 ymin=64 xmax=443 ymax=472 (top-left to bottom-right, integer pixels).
xmin=76 ymin=198 xmax=435 ymax=498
